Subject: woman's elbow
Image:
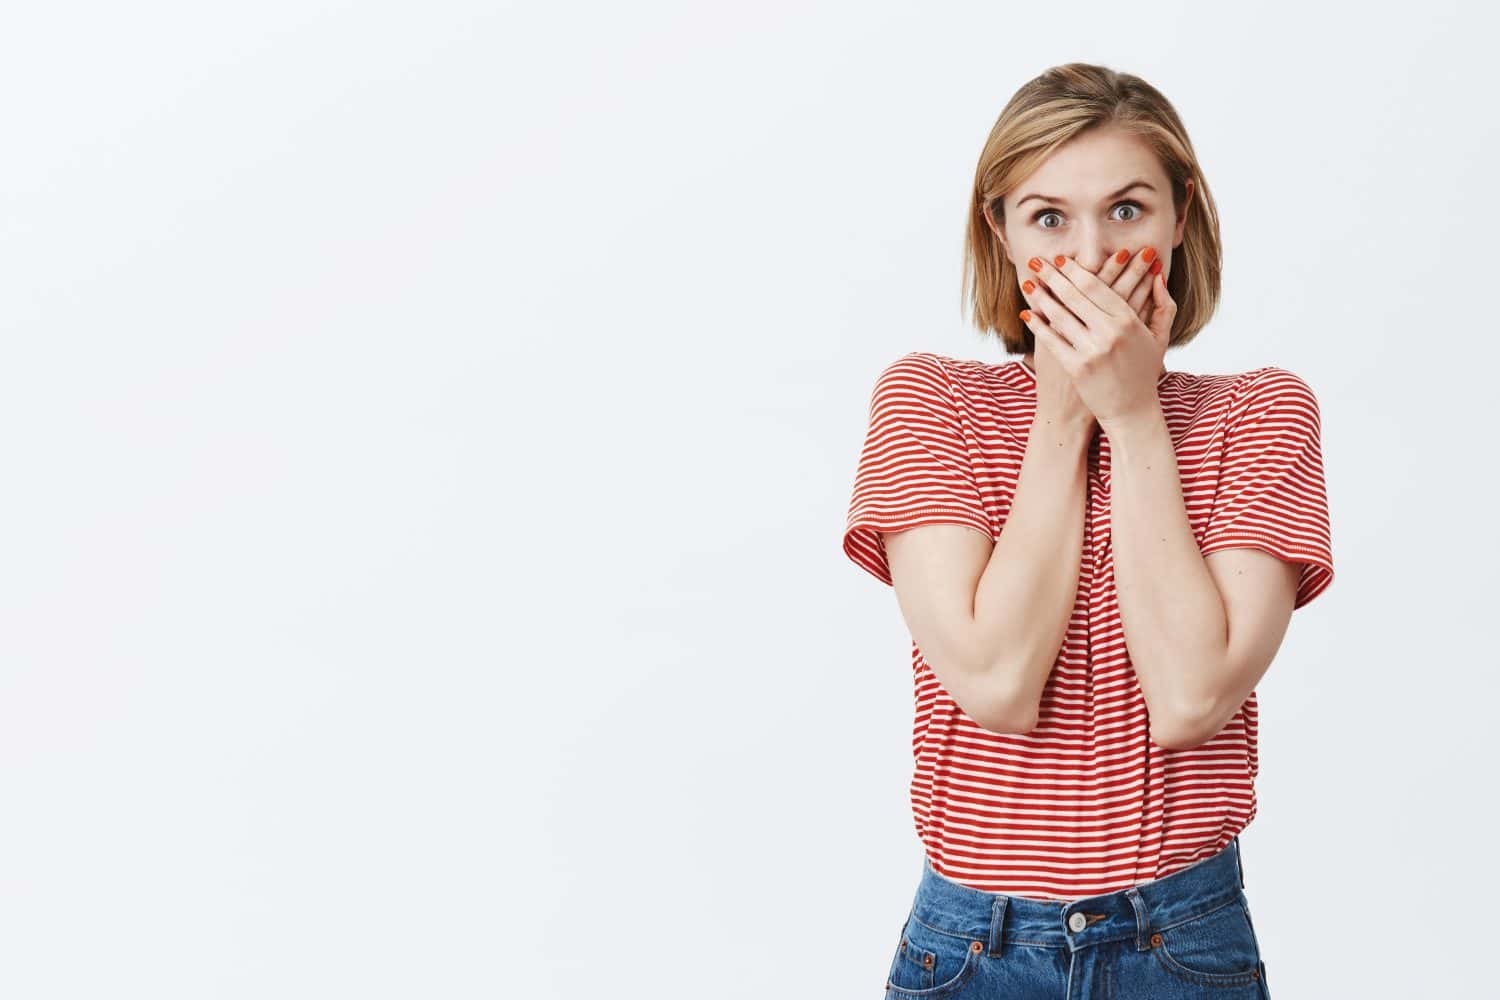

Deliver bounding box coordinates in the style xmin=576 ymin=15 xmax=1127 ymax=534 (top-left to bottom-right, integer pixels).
xmin=970 ymin=687 xmax=1041 ymax=735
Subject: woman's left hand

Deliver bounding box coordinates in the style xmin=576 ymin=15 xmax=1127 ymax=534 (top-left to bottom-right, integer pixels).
xmin=1021 ymin=249 xmax=1175 ymax=431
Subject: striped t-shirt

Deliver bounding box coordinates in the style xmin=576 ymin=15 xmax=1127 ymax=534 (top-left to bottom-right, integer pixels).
xmin=843 ymin=351 xmax=1334 ymax=901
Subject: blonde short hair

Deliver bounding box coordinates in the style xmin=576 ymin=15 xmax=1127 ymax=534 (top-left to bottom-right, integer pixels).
xmin=961 ymin=62 xmax=1223 ymax=354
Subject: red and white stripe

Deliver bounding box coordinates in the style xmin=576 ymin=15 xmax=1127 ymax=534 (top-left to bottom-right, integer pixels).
xmin=843 ymin=352 xmax=1333 ymax=900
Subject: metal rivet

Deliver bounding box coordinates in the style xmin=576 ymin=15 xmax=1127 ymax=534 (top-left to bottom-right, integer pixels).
xmin=1252 ymin=969 xmax=1260 ymax=979
xmin=1150 ymin=933 xmax=1162 ymax=947
xmin=970 ymin=941 xmax=983 ymax=953
xmin=923 ymin=955 xmax=933 ymax=968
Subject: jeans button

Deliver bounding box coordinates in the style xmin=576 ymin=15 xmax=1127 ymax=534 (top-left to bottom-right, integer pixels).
xmin=1067 ymin=912 xmax=1087 ymax=933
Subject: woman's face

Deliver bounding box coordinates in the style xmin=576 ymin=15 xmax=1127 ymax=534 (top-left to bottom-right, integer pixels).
xmin=989 ymin=125 xmax=1192 ymax=286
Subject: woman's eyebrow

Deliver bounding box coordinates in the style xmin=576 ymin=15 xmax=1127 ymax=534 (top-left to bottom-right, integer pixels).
xmin=1015 ymin=180 xmax=1156 ymax=208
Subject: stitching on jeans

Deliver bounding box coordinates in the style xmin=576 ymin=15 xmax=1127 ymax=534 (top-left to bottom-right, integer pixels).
xmin=908 ymin=894 xmax=1243 ymax=953
xmin=899 ymin=914 xmax=983 ymax=979
xmin=884 ymin=940 xmax=981 ymax=998
xmin=908 ymin=914 xmax=1071 ymax=952
xmin=907 ymin=912 xmax=978 ymax=942
xmin=1152 ymin=944 xmax=1260 ymax=986
xmin=1152 ymin=894 xmax=1241 ymax=934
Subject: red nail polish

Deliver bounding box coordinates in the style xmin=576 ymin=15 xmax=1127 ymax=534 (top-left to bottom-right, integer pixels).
xmin=1149 ymin=259 xmax=1163 ymax=275
xmin=1027 ymin=257 xmax=1042 ymax=273
xmin=1142 ymin=246 xmax=1158 ymax=264
xmin=1053 ymin=255 xmax=1067 ymax=268
xmin=1115 ymin=249 xmax=1130 ymax=265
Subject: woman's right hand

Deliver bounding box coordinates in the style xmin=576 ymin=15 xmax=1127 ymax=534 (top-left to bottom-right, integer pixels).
xmin=1030 ymin=332 xmax=1096 ymax=433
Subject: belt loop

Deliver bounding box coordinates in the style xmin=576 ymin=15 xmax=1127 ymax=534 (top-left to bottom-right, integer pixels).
xmin=988 ymin=896 xmax=1008 ymax=958
xmin=1234 ymin=835 xmax=1246 ymax=889
xmin=1125 ymin=887 xmax=1151 ymax=951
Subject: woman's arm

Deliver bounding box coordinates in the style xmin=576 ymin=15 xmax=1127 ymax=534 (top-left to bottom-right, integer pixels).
xmin=1108 ymin=371 xmax=1333 ymax=750
xmin=1105 ymin=407 xmax=1231 ymax=749
xmin=886 ymin=410 xmax=1092 ymax=733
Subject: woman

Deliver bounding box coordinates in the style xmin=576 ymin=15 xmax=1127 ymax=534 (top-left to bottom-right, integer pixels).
xmin=842 ymin=63 xmax=1333 ymax=999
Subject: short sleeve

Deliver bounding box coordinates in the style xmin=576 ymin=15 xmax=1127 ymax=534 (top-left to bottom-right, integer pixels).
xmin=841 ymin=352 xmax=991 ymax=586
xmin=1198 ymin=368 xmax=1335 ymax=610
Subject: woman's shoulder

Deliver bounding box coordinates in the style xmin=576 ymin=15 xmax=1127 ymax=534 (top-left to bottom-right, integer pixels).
xmin=1189 ymin=364 xmax=1321 ymax=410
xmin=873 ymin=350 xmax=1031 ymax=395
xmin=1171 ymin=365 xmax=1324 ymax=449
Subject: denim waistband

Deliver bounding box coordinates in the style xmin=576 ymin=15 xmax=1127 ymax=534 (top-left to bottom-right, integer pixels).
xmin=911 ymin=837 xmax=1248 ymax=957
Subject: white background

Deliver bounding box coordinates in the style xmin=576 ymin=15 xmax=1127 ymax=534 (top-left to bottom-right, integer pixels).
xmin=2 ymin=1 xmax=1495 ymax=997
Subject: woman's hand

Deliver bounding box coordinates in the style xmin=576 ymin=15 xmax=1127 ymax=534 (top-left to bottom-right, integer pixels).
xmin=1028 ymin=315 xmax=1096 ymax=434
xmin=1020 ymin=248 xmax=1157 ymax=433
xmin=1018 ymin=247 xmax=1175 ymax=431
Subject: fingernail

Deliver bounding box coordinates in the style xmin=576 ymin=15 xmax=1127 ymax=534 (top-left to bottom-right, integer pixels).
xmin=1115 ymin=249 xmax=1130 ymax=265
xmin=1053 ymin=255 xmax=1067 ymax=268
xmin=1019 ymin=310 xmax=1032 ymax=322
xmin=1142 ymin=247 xmax=1158 ymax=263
xmin=1149 ymin=259 xmax=1163 ymax=275
xmin=1022 ymin=279 xmax=1036 ymax=293
xmin=1027 ymin=257 xmax=1042 ymax=273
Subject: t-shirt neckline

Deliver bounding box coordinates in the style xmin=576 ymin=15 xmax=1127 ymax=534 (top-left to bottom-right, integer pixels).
xmin=1014 ymin=359 xmax=1171 ymax=387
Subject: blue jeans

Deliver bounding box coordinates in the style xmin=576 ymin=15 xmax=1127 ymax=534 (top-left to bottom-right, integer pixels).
xmin=883 ymin=837 xmax=1271 ymax=998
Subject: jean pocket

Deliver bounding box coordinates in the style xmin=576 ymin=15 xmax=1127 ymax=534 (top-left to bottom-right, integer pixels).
xmin=884 ymin=912 xmax=984 ymax=999
xmin=1149 ymin=894 xmax=1264 ymax=988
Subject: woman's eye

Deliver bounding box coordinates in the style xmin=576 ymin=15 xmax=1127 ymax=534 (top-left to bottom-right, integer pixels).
xmin=1031 ymin=200 xmax=1144 ymax=230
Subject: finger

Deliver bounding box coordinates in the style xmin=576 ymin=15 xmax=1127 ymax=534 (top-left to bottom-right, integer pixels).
xmin=1112 ymin=246 xmax=1159 ymax=306
xmin=1126 ymin=267 xmax=1152 ymax=319
xmin=1034 ymin=255 xmax=1116 ymax=329
xmin=1148 ymin=269 xmax=1178 ymax=338
xmin=1026 ymin=256 xmax=1098 ymax=334
xmin=1020 ymin=272 xmax=1091 ymax=346
xmin=1019 ymin=307 xmax=1080 ymax=370
xmin=1098 ymin=246 xmax=1132 ymax=288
